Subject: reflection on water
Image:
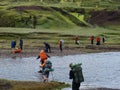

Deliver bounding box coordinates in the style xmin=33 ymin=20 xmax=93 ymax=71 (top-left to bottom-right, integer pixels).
xmin=0 ymin=52 xmax=120 ymax=89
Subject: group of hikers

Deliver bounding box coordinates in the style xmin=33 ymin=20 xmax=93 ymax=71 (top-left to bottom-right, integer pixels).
xmin=10 ymin=39 xmax=64 ymax=54
xmin=36 ymin=49 xmax=84 ymax=90
xmin=10 ymin=35 xmax=106 ymax=89
xmin=11 ymin=37 xmax=23 ymax=53
xmin=10 ymin=35 xmax=110 ymax=90
xmin=89 ymin=35 xmax=106 ymax=45
xmin=37 ymin=39 xmax=83 ymax=90
xmin=40 ymin=39 xmax=64 ymax=53
xmin=35 ymin=40 xmax=64 ymax=82
xmin=74 ymin=35 xmax=106 ymax=46
xmin=11 ymin=35 xmax=106 ymax=54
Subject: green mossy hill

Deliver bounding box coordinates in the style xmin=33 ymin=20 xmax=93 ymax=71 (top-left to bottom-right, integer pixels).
xmin=0 ymin=0 xmax=120 ymax=29
xmin=0 ymin=6 xmax=77 ymax=29
xmin=0 ymin=79 xmax=70 ymax=90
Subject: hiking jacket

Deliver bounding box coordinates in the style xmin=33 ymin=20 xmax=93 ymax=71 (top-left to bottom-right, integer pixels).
xmin=97 ymin=37 xmax=101 ymax=42
xmin=37 ymin=50 xmax=50 ymax=60
xmin=90 ymin=36 xmax=94 ymax=40
xmin=69 ymin=70 xmax=75 ymax=79
xmin=36 ymin=50 xmax=50 ymax=67
xmin=19 ymin=39 xmax=23 ymax=46
xmin=69 ymin=69 xmax=84 ymax=83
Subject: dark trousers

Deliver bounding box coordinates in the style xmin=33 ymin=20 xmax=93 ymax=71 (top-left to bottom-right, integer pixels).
xmin=45 ymin=47 xmax=51 ymax=53
xmin=60 ymin=45 xmax=62 ymax=52
xmin=72 ymin=82 xmax=80 ymax=90
xmin=20 ymin=45 xmax=23 ymax=50
xmin=91 ymin=40 xmax=94 ymax=44
xmin=96 ymin=41 xmax=100 ymax=45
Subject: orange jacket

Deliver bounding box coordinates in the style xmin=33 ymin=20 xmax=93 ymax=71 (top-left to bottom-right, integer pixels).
xmin=39 ymin=50 xmax=48 ymax=60
xmin=38 ymin=50 xmax=50 ymax=67
xmin=14 ymin=48 xmax=22 ymax=53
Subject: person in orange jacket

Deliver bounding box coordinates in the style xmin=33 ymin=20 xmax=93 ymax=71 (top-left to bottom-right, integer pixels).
xmin=12 ymin=47 xmax=22 ymax=54
xmin=37 ymin=50 xmax=50 ymax=71
xmin=36 ymin=50 xmax=50 ymax=82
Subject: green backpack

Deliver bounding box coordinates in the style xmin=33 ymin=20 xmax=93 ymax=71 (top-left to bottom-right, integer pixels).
xmin=72 ymin=63 xmax=84 ymax=83
xmin=44 ymin=60 xmax=54 ymax=72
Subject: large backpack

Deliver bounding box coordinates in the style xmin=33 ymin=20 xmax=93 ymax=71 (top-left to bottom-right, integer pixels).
xmin=72 ymin=63 xmax=84 ymax=83
xmin=44 ymin=60 xmax=54 ymax=72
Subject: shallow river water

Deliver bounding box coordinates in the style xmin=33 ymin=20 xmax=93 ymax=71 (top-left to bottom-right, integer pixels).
xmin=0 ymin=52 xmax=120 ymax=89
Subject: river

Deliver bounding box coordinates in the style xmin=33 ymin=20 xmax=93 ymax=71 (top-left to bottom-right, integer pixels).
xmin=0 ymin=52 xmax=120 ymax=89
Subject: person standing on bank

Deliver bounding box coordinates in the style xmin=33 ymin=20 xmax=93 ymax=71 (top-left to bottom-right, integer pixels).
xmin=58 ymin=39 xmax=64 ymax=52
xmin=11 ymin=40 xmax=16 ymax=49
xmin=69 ymin=63 xmax=84 ymax=90
xmin=11 ymin=40 xmax=16 ymax=53
xmin=90 ymin=35 xmax=94 ymax=45
xmin=74 ymin=36 xmax=79 ymax=45
xmin=96 ymin=36 xmax=101 ymax=45
xmin=19 ymin=38 xmax=23 ymax=50
xmin=102 ymin=35 xmax=106 ymax=44
xmin=43 ymin=42 xmax=51 ymax=53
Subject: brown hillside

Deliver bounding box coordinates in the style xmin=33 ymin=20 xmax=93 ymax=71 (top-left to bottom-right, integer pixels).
xmin=11 ymin=6 xmax=54 ymax=12
xmin=89 ymin=10 xmax=120 ymax=26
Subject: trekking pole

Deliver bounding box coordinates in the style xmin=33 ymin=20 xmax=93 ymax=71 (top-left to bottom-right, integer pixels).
xmin=51 ymin=71 xmax=54 ymax=81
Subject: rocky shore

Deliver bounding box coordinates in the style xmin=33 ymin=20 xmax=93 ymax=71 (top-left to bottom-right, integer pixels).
xmin=0 ymin=45 xmax=120 ymax=58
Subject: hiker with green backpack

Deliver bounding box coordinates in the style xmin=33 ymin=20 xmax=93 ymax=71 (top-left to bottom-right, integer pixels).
xmin=36 ymin=50 xmax=53 ymax=82
xmin=69 ymin=63 xmax=84 ymax=90
xmin=42 ymin=60 xmax=54 ymax=82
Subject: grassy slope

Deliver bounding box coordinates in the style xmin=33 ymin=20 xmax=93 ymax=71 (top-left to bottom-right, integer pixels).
xmin=0 ymin=26 xmax=120 ymax=49
xmin=0 ymin=0 xmax=120 ymax=28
